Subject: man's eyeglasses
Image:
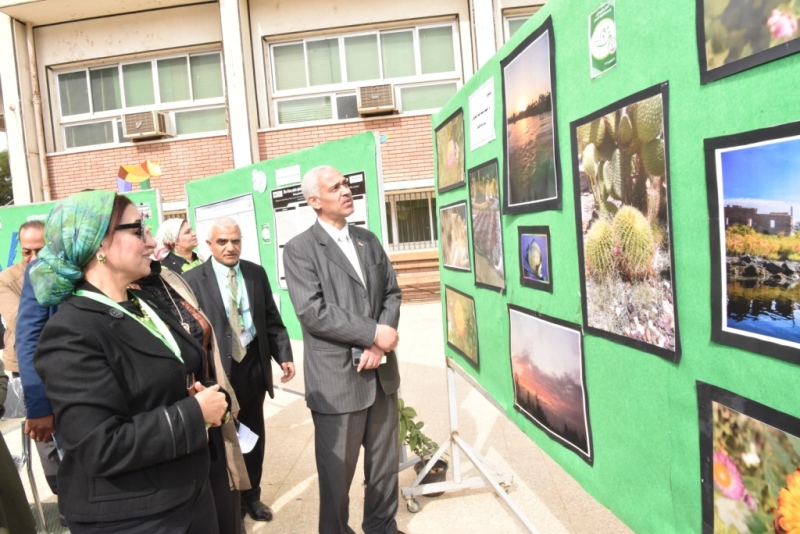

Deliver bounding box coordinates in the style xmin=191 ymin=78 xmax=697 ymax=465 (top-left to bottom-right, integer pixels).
xmin=116 ymin=220 xmax=148 ymax=241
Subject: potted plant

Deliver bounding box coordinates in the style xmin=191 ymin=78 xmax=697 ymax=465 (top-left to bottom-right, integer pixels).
xmin=398 ymin=398 xmax=448 ymax=495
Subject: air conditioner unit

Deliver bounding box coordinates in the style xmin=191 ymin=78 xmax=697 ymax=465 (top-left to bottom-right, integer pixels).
xmin=122 ymin=110 xmax=175 ymax=141
xmin=357 ymin=84 xmax=396 ymax=116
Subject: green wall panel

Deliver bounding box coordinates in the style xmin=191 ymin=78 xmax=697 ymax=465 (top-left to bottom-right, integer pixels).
xmin=185 ymin=132 xmax=383 ymax=341
xmin=432 ymin=1 xmax=800 ymax=532
xmin=0 ymin=189 xmax=162 ymax=271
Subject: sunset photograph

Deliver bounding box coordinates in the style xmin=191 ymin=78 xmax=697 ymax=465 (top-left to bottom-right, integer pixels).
xmin=508 ymin=305 xmax=592 ymax=462
xmin=501 ymin=18 xmax=560 ymax=214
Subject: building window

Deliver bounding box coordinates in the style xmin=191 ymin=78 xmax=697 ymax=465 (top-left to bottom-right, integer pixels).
xmin=503 ymin=5 xmax=544 ymax=42
xmin=55 ymin=51 xmax=226 ymax=150
xmin=385 ymin=190 xmax=437 ymax=251
xmin=268 ymin=22 xmax=460 ymax=126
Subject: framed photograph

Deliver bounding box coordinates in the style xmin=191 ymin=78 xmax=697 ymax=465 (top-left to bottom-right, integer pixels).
xmin=697 ymin=0 xmax=800 ymax=84
xmin=439 ymin=200 xmax=471 ymax=272
xmin=508 ymin=305 xmax=592 ymax=464
xmin=501 ymin=15 xmax=562 ymax=214
xmin=698 ymin=382 xmax=800 ymax=533
xmin=571 ymin=83 xmax=680 ymax=363
xmin=445 ymin=286 xmax=479 ymax=368
xmin=519 ymin=226 xmax=552 ymax=292
xmin=436 ymin=108 xmax=466 ymax=193
xmin=469 ymin=159 xmax=505 ymax=291
xmin=705 ymin=121 xmax=800 ymax=365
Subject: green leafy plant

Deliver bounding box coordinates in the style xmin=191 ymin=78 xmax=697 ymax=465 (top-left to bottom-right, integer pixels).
xmin=398 ymin=398 xmax=439 ymax=459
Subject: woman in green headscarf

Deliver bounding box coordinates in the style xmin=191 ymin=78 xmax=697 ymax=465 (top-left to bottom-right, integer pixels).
xmin=31 ymin=191 xmax=228 ymax=533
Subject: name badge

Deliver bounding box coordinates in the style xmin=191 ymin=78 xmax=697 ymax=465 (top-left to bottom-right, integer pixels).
xmin=238 ymin=330 xmax=253 ymax=348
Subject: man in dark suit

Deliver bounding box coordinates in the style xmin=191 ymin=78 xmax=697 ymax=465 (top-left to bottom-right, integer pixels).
xmin=284 ymin=166 xmax=402 ymax=534
xmin=184 ymin=217 xmax=294 ymax=522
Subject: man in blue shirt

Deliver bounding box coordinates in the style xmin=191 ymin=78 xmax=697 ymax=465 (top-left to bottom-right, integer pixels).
xmin=16 ymin=261 xmax=61 ymax=497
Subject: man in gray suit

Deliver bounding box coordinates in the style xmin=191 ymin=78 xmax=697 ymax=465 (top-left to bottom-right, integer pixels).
xmin=284 ymin=166 xmax=402 ymax=534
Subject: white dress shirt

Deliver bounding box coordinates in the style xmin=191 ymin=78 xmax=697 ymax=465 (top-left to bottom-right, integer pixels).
xmin=317 ymin=219 xmax=380 ymax=345
xmin=317 ymin=219 xmax=365 ymax=286
xmin=210 ymin=256 xmax=256 ymax=338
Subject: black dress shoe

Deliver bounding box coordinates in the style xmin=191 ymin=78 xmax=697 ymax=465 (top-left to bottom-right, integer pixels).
xmin=245 ymin=501 xmax=273 ymax=522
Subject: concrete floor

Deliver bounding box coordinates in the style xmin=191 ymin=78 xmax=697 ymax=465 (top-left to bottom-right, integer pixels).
xmin=2 ymin=301 xmax=632 ymax=533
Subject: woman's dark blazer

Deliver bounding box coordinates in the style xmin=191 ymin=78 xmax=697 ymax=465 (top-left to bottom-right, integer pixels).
xmin=161 ymin=251 xmax=197 ymax=274
xmin=34 ymin=282 xmax=211 ymax=523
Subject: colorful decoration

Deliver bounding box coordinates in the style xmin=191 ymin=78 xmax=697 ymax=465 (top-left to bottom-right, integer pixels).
xmin=117 ymin=160 xmax=162 ymax=192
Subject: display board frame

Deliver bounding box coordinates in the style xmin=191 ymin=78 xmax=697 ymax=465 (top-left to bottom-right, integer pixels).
xmin=698 ymin=381 xmax=800 ymax=533
xmin=500 ymin=15 xmax=562 ymax=215
xmin=705 ymin=120 xmax=800 ymax=365
xmin=570 ymin=82 xmax=681 ymax=363
xmin=696 ymin=0 xmax=800 ymax=85
xmin=468 ymin=158 xmax=506 ymax=292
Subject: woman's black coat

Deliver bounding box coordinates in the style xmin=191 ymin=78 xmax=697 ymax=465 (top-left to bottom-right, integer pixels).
xmin=34 ymin=282 xmax=211 ymax=523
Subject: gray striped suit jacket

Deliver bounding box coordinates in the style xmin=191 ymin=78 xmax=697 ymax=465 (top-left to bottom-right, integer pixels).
xmin=284 ymin=220 xmax=401 ymax=414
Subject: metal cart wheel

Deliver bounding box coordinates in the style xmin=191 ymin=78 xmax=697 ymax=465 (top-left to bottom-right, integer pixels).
xmin=406 ymin=498 xmax=420 ymax=513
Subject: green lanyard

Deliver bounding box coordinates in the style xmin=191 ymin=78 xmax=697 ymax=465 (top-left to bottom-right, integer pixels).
xmin=74 ymin=289 xmax=184 ymax=363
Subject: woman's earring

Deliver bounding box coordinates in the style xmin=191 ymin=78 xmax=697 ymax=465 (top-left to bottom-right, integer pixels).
xmin=97 ymin=253 xmax=106 ymax=263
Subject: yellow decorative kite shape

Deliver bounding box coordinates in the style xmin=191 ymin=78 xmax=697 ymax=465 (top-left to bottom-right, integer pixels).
xmin=118 ymin=160 xmax=162 ymax=183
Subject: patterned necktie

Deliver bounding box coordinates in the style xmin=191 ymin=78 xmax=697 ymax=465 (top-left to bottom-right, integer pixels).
xmin=228 ymin=267 xmax=245 ymax=363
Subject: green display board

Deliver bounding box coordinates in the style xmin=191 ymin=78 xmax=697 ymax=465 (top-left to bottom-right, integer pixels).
xmin=185 ymin=132 xmax=383 ymax=340
xmin=432 ymin=0 xmax=800 ymax=532
xmin=0 ymin=189 xmax=162 ymax=270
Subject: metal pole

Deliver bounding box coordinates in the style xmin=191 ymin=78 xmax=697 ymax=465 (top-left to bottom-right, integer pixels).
xmin=21 ymin=422 xmax=48 ymax=532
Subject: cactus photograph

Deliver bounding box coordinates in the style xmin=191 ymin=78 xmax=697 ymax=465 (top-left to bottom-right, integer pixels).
xmin=446 ymin=286 xmax=479 ymax=367
xmin=698 ymin=0 xmax=800 ymax=83
xmin=435 ymin=108 xmax=466 ymax=193
xmin=519 ymin=226 xmax=552 ymax=292
xmin=501 ymin=16 xmax=561 ymax=214
xmin=439 ymin=200 xmax=471 ymax=272
xmin=705 ymin=121 xmax=800 ymax=364
xmin=469 ymin=159 xmax=505 ymax=291
xmin=571 ymin=84 xmax=679 ymax=361
xmin=699 ymin=383 xmax=800 ymax=534
xmin=509 ymin=305 xmax=592 ymax=463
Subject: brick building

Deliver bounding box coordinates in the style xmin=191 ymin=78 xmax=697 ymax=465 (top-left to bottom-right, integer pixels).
xmin=724 ymin=205 xmax=794 ymax=236
xmin=0 ymin=0 xmax=546 ymax=298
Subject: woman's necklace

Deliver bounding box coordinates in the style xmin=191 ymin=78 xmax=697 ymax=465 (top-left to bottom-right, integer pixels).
xmin=158 ymin=277 xmax=191 ymax=333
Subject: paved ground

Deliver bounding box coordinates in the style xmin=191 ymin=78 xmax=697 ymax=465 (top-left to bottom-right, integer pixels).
xmin=2 ymin=301 xmax=632 ymax=533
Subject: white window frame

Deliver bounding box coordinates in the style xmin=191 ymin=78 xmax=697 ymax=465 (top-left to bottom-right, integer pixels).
xmin=267 ymin=21 xmax=462 ymax=127
xmin=395 ymin=80 xmax=459 ymax=114
xmin=502 ymin=5 xmax=544 ymax=43
xmin=53 ymin=50 xmax=227 ymax=152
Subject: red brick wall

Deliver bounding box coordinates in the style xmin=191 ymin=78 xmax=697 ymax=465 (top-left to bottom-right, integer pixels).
xmin=46 ymin=135 xmax=234 ymax=202
xmin=258 ymin=115 xmax=433 ymax=182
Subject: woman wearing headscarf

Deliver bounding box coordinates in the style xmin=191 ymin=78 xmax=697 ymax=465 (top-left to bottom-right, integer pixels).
xmin=155 ymin=218 xmax=202 ymax=274
xmin=31 ymin=191 xmax=228 ymax=533
xmin=134 ymin=256 xmax=250 ymax=534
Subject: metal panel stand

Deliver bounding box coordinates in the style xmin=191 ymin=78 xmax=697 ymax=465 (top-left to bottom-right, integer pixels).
xmin=21 ymin=421 xmax=49 ymax=533
xmin=401 ymin=359 xmax=540 ymax=534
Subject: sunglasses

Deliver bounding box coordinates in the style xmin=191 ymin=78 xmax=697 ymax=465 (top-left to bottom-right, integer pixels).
xmin=116 ymin=220 xmax=148 ymax=241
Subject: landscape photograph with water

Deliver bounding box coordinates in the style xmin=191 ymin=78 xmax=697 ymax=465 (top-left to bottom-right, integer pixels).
xmin=501 ymin=16 xmax=560 ymax=214
xmin=508 ymin=305 xmax=592 ymax=463
xmin=572 ymin=84 xmax=679 ymax=361
xmin=707 ymin=122 xmax=800 ymax=361
xmin=698 ymin=382 xmax=800 ymax=534
xmin=469 ymin=159 xmax=505 ymax=291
